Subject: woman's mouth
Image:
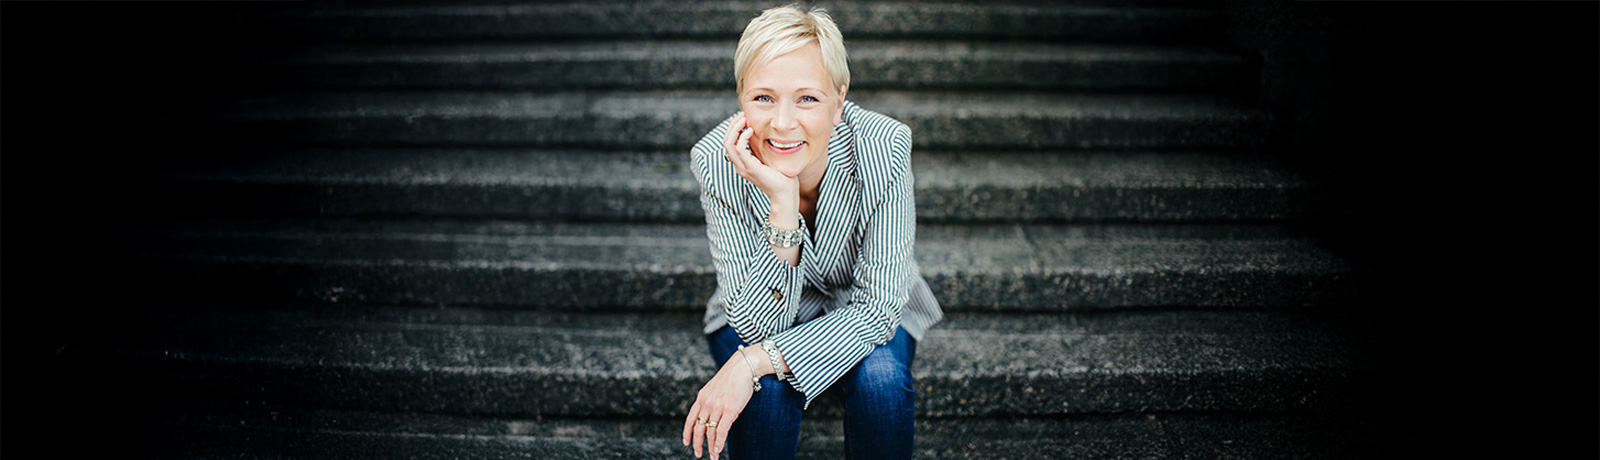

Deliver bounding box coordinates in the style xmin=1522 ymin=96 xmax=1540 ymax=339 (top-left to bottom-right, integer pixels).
xmin=766 ymin=138 xmax=805 ymax=154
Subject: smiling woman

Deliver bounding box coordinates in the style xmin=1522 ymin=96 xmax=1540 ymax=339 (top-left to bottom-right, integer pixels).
xmin=681 ymin=4 xmax=944 ymax=460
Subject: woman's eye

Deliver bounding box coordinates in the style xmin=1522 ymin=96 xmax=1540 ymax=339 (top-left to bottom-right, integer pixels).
xmin=754 ymin=95 xmax=774 ymax=103
xmin=799 ymin=95 xmax=820 ymax=103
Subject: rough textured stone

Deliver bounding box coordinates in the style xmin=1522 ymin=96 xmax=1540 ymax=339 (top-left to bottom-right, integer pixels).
xmin=223 ymin=41 xmax=1248 ymax=91
xmin=215 ymin=1 xmax=1227 ymax=43
xmin=48 ymin=306 xmax=1367 ymax=418
xmin=198 ymin=91 xmax=1273 ymax=150
xmin=90 ymin=219 xmax=1352 ymax=310
xmin=138 ymin=149 xmax=1314 ymax=222
xmin=104 ymin=406 xmax=1374 ymax=460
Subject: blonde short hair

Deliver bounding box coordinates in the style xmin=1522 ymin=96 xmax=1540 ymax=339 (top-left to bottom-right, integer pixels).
xmin=734 ymin=4 xmax=850 ymax=95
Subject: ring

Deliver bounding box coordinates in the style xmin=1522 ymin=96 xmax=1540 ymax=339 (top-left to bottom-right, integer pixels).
xmin=697 ymin=416 xmax=707 ymax=424
xmin=704 ymin=420 xmax=719 ymax=428
xmin=724 ymin=154 xmax=731 ymax=162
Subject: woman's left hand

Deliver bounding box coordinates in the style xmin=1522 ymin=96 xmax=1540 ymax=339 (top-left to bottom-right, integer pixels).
xmin=682 ymin=354 xmax=758 ymax=460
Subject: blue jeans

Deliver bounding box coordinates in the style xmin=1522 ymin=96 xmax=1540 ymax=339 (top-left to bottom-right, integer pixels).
xmin=706 ymin=325 xmax=917 ymax=460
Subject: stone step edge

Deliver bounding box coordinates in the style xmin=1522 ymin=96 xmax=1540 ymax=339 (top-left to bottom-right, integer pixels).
xmin=50 ymin=308 xmax=1367 ymax=417
xmin=139 ymin=149 xmax=1313 ymax=223
xmin=89 ymin=219 xmax=1354 ymax=310
xmin=104 ymin=406 xmax=1374 ymax=460
xmin=218 ymin=2 xmax=1229 ymax=42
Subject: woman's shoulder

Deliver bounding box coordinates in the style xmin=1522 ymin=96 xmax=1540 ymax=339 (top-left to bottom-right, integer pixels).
xmin=690 ymin=112 xmax=736 ymax=162
xmin=843 ymin=101 xmax=914 ymax=187
xmin=843 ymin=101 xmax=911 ymax=149
xmin=689 ymin=112 xmax=743 ymax=197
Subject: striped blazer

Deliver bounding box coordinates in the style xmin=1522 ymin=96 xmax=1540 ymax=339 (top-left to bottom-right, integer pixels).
xmin=690 ymin=100 xmax=944 ymax=409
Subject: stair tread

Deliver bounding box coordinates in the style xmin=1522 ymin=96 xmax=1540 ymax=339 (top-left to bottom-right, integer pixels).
xmin=78 ymin=308 xmax=1352 ymax=374
xmin=198 ymin=91 xmax=1271 ymax=149
xmin=105 ymin=219 xmax=1348 ymax=276
xmin=92 ymin=219 xmax=1352 ymax=310
xmin=235 ymin=40 xmax=1248 ymax=90
xmin=143 ymin=149 xmax=1312 ymax=222
xmin=159 ymin=149 xmax=1306 ymax=190
xmin=124 ymin=406 xmax=1370 ymax=460
xmin=221 ymin=90 xmax=1266 ymax=120
xmin=58 ymin=306 xmax=1362 ymax=416
xmin=268 ymin=40 xmax=1244 ymax=64
xmin=239 ymin=1 xmax=1226 ymax=42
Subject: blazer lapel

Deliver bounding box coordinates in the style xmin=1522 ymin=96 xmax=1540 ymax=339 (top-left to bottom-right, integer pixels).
xmin=803 ymin=110 xmax=860 ymax=296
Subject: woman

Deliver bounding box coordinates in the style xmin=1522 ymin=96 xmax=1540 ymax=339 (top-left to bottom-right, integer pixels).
xmin=681 ymin=5 xmax=943 ymax=460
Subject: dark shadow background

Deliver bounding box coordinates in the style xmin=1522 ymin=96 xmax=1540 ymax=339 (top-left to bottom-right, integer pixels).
xmin=3 ymin=0 xmax=1596 ymax=457
xmin=1221 ymin=2 xmax=1597 ymax=456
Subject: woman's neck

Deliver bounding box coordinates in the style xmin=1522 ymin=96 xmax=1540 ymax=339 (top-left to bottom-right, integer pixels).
xmin=796 ymin=156 xmax=828 ymax=203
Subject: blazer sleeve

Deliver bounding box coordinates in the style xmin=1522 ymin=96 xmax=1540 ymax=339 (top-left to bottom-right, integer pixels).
xmin=690 ymin=118 xmax=813 ymax=349
xmin=768 ymin=123 xmax=915 ymax=409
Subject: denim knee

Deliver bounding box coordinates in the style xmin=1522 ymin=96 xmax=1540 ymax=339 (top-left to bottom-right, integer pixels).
xmin=844 ymin=348 xmax=913 ymax=400
xmin=839 ymin=328 xmax=916 ymax=460
xmin=838 ymin=328 xmax=916 ymax=406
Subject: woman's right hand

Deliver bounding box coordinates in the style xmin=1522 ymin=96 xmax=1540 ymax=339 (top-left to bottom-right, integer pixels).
xmin=723 ymin=112 xmax=800 ymax=207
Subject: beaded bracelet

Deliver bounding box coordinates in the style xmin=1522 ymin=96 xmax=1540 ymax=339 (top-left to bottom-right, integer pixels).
xmin=736 ymin=344 xmax=762 ymax=392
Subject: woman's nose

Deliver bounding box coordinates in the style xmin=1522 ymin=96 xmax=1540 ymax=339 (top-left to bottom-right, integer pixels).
xmin=773 ymin=105 xmax=800 ymax=131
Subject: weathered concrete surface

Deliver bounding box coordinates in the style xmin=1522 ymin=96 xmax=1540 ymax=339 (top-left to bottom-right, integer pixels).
xmin=50 ymin=306 xmax=1365 ymax=418
xmin=141 ymin=149 xmax=1313 ymax=222
xmin=217 ymin=1 xmax=1227 ymax=43
xmin=110 ymin=406 xmax=1373 ymax=460
xmin=93 ymin=219 xmax=1352 ymax=310
xmin=200 ymin=91 xmax=1273 ymax=150
xmin=228 ymin=41 xmax=1248 ymax=91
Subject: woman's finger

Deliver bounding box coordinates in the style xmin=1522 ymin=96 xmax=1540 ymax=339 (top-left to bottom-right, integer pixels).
xmin=737 ymin=127 xmax=760 ymax=165
xmin=722 ymin=113 xmax=746 ymax=160
xmin=728 ymin=128 xmax=753 ymax=174
xmin=722 ymin=113 xmax=742 ymax=144
xmin=704 ymin=417 xmax=718 ymax=460
xmin=712 ymin=410 xmax=737 ymax=460
xmin=692 ymin=407 xmax=708 ymax=458
xmin=738 ymin=125 xmax=754 ymax=155
xmin=682 ymin=401 xmax=701 ymax=447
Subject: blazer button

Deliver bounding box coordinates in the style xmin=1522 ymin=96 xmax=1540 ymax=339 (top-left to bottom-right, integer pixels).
xmin=771 ymin=288 xmax=783 ymax=301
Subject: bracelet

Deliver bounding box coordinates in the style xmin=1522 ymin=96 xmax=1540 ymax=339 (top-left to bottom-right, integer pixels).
xmin=736 ymin=345 xmax=762 ymax=392
xmin=760 ymin=213 xmax=806 ymax=248
xmin=760 ymin=341 xmax=795 ymax=382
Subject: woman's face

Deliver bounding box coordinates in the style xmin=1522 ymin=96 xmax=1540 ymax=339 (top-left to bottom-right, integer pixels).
xmin=739 ymin=41 xmax=846 ymax=180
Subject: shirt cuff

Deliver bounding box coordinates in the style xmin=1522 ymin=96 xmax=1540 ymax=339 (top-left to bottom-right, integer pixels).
xmin=767 ymin=308 xmax=877 ymax=409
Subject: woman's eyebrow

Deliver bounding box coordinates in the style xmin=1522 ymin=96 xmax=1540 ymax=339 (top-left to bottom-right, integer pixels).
xmin=746 ymin=87 xmax=827 ymax=93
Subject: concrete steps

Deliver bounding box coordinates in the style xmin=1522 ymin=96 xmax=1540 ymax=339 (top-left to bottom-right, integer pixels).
xmin=215 ymin=1 xmax=1228 ymax=43
xmin=141 ymin=149 xmax=1314 ymax=222
xmin=200 ymin=91 xmax=1273 ymax=150
xmin=222 ymin=41 xmax=1250 ymax=91
xmin=94 ymin=219 xmax=1351 ymax=310
xmin=27 ymin=1 xmax=1376 ymax=458
xmin=51 ymin=305 xmax=1362 ymax=418
xmin=98 ymin=405 xmax=1370 ymax=460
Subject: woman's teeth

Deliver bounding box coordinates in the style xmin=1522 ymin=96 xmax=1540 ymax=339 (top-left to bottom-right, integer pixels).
xmin=768 ymin=139 xmax=804 ymax=149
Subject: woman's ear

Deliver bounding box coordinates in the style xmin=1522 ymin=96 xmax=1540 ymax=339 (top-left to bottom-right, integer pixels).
xmin=833 ymin=85 xmax=849 ymax=125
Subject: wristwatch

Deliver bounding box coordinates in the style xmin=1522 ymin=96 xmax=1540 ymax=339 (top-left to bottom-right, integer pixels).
xmin=761 ymin=340 xmax=797 ymax=382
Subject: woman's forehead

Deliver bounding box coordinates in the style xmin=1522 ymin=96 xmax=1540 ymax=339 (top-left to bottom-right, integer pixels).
xmin=744 ymin=43 xmax=835 ymax=92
